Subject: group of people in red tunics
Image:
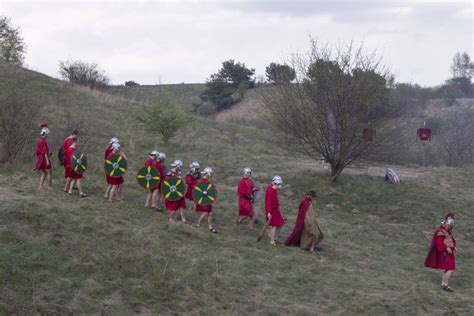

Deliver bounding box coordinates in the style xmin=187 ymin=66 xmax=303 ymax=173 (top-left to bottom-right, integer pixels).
xmin=237 ymin=170 xmax=324 ymax=249
xmin=35 ymin=124 xmax=459 ymax=291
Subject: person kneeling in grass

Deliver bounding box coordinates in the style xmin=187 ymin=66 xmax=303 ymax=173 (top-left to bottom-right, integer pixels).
xmin=196 ymin=167 xmax=218 ymax=233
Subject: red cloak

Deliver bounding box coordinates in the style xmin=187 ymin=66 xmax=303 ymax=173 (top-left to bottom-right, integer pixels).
xmin=195 ymin=178 xmax=213 ymax=213
xmin=284 ymin=196 xmax=311 ymax=246
xmin=185 ymin=173 xmax=198 ymax=201
xmin=105 ymin=150 xmax=124 ymax=185
xmin=35 ymin=137 xmax=51 ymax=170
xmin=424 ymin=225 xmax=456 ymax=271
xmin=156 ymin=161 xmax=165 ymax=193
xmin=165 ymin=171 xmax=186 ymax=211
xmin=265 ymin=185 xmax=285 ymax=227
xmin=237 ymin=177 xmax=254 ymax=217
xmin=65 ymin=145 xmax=82 ymax=179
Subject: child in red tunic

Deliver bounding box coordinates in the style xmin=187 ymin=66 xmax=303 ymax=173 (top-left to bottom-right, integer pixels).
xmin=237 ymin=167 xmax=257 ymax=229
xmin=61 ymin=130 xmax=79 ymax=187
xmin=103 ymin=137 xmax=119 ymax=200
xmin=155 ymin=152 xmax=166 ymax=210
xmin=264 ymin=175 xmax=285 ymax=246
xmin=424 ymin=212 xmax=457 ymax=291
xmin=144 ymin=150 xmax=160 ymax=208
xmin=64 ymin=137 xmax=86 ymax=197
xmin=185 ymin=161 xmax=200 ymax=209
xmin=165 ymin=160 xmax=187 ymax=223
xmin=106 ymin=142 xmax=126 ymax=202
xmin=196 ymin=167 xmax=217 ymax=233
xmin=35 ymin=124 xmax=52 ymax=190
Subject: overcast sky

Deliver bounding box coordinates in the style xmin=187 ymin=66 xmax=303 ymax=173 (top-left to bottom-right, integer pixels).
xmin=1 ymin=0 xmax=472 ymax=86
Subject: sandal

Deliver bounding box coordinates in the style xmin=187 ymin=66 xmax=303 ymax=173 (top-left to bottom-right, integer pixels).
xmin=441 ymin=285 xmax=454 ymax=292
xmin=80 ymin=193 xmax=87 ymax=198
xmin=270 ymin=241 xmax=277 ymax=246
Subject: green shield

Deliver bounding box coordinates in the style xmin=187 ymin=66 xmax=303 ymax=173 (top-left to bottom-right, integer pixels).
xmin=136 ymin=166 xmax=160 ymax=190
xmin=71 ymin=150 xmax=87 ymax=174
xmin=104 ymin=154 xmax=127 ymax=178
xmin=58 ymin=148 xmax=65 ymax=166
xmin=193 ymin=181 xmax=217 ymax=206
xmin=162 ymin=177 xmax=185 ymax=202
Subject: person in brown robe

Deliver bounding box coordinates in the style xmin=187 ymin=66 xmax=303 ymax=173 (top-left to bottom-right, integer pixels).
xmin=285 ymin=190 xmax=324 ymax=252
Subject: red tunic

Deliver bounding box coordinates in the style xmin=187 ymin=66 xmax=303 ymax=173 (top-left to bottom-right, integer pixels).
xmin=265 ymin=185 xmax=285 ymax=227
xmin=285 ymin=196 xmax=311 ymax=246
xmin=65 ymin=146 xmax=82 ymax=179
xmin=105 ymin=151 xmax=124 ymax=185
xmin=185 ymin=173 xmax=199 ymax=201
xmin=35 ymin=137 xmax=51 ymax=170
xmin=424 ymin=225 xmax=456 ymax=271
xmin=62 ymin=137 xmax=73 ymax=156
xmin=156 ymin=161 xmax=165 ymax=193
xmin=195 ymin=178 xmax=213 ymax=213
xmin=165 ymin=171 xmax=186 ymax=212
xmin=237 ymin=177 xmax=254 ymax=217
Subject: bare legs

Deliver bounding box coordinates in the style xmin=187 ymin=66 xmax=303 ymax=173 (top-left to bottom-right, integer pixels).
xmin=38 ymin=169 xmax=52 ymax=190
xmin=108 ymin=185 xmax=117 ymax=202
xmin=104 ymin=185 xmax=112 ymax=199
xmin=67 ymin=179 xmax=84 ymax=194
xmin=168 ymin=208 xmax=186 ymax=222
xmin=269 ymin=226 xmax=277 ymax=245
xmin=238 ymin=215 xmax=256 ymax=229
xmin=442 ymin=270 xmax=454 ymax=290
xmin=145 ymin=190 xmax=159 ymax=208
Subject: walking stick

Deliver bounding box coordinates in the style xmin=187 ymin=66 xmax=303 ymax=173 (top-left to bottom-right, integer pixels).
xmin=257 ymin=218 xmax=271 ymax=242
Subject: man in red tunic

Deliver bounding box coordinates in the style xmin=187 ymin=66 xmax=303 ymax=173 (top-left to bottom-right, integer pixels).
xmin=35 ymin=124 xmax=52 ymax=190
xmin=144 ymin=150 xmax=160 ymax=208
xmin=155 ymin=152 xmax=166 ymax=210
xmin=237 ymin=167 xmax=257 ymax=229
xmin=104 ymin=137 xmax=119 ymax=199
xmin=61 ymin=130 xmax=79 ymax=190
xmin=196 ymin=167 xmax=217 ymax=233
xmin=185 ymin=161 xmax=200 ymax=202
xmin=64 ymin=137 xmax=86 ymax=197
xmin=165 ymin=159 xmax=187 ymax=223
xmin=265 ymin=175 xmax=285 ymax=246
xmin=424 ymin=212 xmax=457 ymax=291
xmin=105 ymin=142 xmax=126 ymax=202
xmin=285 ymin=190 xmax=324 ymax=252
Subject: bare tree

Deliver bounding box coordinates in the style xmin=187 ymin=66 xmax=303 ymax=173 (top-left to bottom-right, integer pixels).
xmin=263 ymin=40 xmax=397 ymax=181
xmin=0 ymin=84 xmax=42 ymax=163
xmin=59 ymin=59 xmax=110 ymax=89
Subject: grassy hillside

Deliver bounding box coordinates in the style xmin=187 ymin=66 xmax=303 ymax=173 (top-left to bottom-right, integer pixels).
xmin=104 ymin=84 xmax=206 ymax=112
xmin=1 ymin=64 xmax=474 ymax=314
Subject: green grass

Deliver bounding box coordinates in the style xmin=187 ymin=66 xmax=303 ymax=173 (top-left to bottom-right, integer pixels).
xmin=1 ymin=61 xmax=474 ymax=314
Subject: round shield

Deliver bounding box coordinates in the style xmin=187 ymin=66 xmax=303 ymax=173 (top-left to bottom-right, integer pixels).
xmin=162 ymin=177 xmax=185 ymax=202
xmin=136 ymin=166 xmax=160 ymax=190
xmin=71 ymin=150 xmax=87 ymax=174
xmin=193 ymin=181 xmax=217 ymax=206
xmin=104 ymin=154 xmax=127 ymax=178
xmin=58 ymin=148 xmax=65 ymax=166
